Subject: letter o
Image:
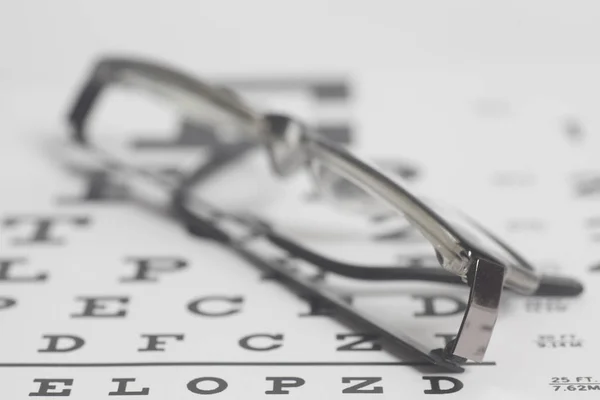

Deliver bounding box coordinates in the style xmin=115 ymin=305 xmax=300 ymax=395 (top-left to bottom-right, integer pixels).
xmin=187 ymin=377 xmax=228 ymax=395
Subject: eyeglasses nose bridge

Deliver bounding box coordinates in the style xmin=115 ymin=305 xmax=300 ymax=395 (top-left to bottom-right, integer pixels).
xmin=262 ymin=113 xmax=310 ymax=177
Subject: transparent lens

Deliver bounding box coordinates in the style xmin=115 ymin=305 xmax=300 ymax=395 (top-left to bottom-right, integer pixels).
xmin=306 ymin=158 xmax=440 ymax=264
xmin=88 ymin=86 xmax=214 ymax=177
xmin=311 ymin=160 xmax=389 ymax=215
xmin=80 ymin=80 xmax=266 ymax=211
xmin=312 ymin=154 xmax=533 ymax=280
xmin=116 ymin=71 xmax=258 ymax=142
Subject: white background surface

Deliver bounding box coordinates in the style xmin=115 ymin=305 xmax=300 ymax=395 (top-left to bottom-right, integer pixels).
xmin=2 ymin=1 xmax=600 ymax=82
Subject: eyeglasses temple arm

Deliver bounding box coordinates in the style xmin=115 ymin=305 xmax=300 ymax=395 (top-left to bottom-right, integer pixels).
xmin=535 ymin=275 xmax=583 ymax=296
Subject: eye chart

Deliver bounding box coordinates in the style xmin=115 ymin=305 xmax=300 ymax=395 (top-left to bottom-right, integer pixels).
xmin=1 ymin=67 xmax=599 ymax=399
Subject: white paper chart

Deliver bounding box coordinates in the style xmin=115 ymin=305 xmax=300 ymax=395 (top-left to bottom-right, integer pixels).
xmin=1 ymin=68 xmax=600 ymax=399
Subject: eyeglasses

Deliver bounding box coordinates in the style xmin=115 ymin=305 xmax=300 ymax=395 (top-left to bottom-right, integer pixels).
xmin=66 ymin=56 xmax=583 ymax=372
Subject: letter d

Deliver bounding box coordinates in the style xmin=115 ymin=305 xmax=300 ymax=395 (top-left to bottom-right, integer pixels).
xmin=38 ymin=335 xmax=85 ymax=353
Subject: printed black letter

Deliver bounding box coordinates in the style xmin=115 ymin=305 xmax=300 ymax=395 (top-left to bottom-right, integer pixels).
xmin=336 ymin=333 xmax=382 ymax=351
xmin=187 ymin=296 xmax=243 ymax=317
xmin=187 ymin=377 xmax=228 ymax=395
xmin=423 ymin=376 xmax=464 ymax=394
xmin=138 ymin=334 xmax=184 ymax=352
xmin=108 ymin=378 xmax=150 ymax=396
xmin=239 ymin=334 xmax=283 ymax=351
xmin=265 ymin=377 xmax=305 ymax=395
xmin=0 ymin=258 xmax=47 ymax=282
xmin=71 ymin=297 xmax=129 ymax=318
xmin=38 ymin=335 xmax=85 ymax=353
xmin=2 ymin=215 xmax=90 ymax=245
xmin=121 ymin=257 xmax=188 ymax=282
xmin=342 ymin=377 xmax=383 ymax=394
xmin=29 ymin=379 xmax=73 ymax=397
